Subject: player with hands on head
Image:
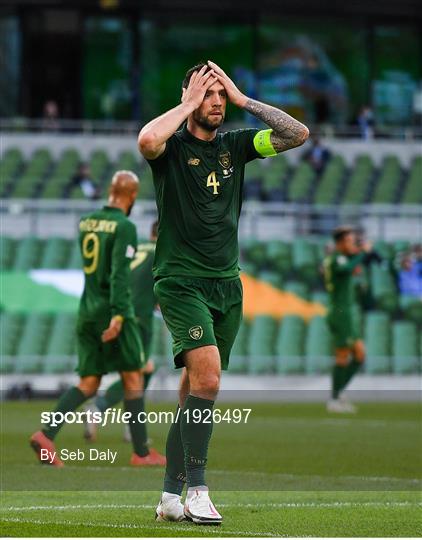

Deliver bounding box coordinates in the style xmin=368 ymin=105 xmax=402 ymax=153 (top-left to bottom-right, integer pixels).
xmin=138 ymin=61 xmax=309 ymax=524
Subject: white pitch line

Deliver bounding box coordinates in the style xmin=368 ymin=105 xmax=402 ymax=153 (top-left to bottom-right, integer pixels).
xmin=23 ymin=463 xmax=420 ymax=485
xmin=3 ymin=501 xmax=421 ymax=513
xmin=0 ymin=516 xmax=282 ymax=537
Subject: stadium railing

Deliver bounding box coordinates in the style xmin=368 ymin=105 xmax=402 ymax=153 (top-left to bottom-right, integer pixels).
xmin=1 ymin=118 xmax=422 ymax=139
xmin=2 ymin=199 xmax=421 ymax=241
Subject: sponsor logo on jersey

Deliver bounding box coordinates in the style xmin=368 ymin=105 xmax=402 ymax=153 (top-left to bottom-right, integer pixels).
xmin=337 ymin=255 xmax=347 ymax=265
xmin=188 ymin=157 xmax=200 ymax=166
xmin=218 ymin=151 xmax=231 ymax=169
xmin=189 ymin=325 xmax=203 ymax=340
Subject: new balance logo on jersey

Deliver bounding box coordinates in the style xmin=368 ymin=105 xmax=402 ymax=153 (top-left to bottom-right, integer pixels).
xmin=189 ymin=326 xmax=203 ymax=340
xmin=188 ymin=157 xmax=200 ymax=166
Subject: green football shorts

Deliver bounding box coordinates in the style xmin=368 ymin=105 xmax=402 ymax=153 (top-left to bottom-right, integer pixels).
xmin=76 ymin=316 xmax=145 ymax=377
xmin=154 ymin=276 xmax=243 ymax=370
xmin=326 ymin=309 xmax=361 ymax=349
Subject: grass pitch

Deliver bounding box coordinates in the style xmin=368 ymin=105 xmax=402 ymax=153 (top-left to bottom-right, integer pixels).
xmin=1 ymin=400 xmax=421 ymax=536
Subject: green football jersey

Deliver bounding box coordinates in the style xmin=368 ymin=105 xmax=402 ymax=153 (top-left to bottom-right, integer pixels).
xmin=130 ymin=240 xmax=156 ymax=327
xmin=147 ymin=125 xmax=262 ymax=279
xmin=323 ymin=251 xmax=366 ymax=311
xmin=78 ymin=206 xmax=137 ymax=321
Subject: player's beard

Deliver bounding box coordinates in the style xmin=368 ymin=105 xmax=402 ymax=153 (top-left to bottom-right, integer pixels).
xmin=193 ymin=109 xmax=225 ymax=132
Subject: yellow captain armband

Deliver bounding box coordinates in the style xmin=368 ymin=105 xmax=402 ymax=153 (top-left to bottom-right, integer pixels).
xmin=113 ymin=315 xmax=124 ymax=323
xmin=253 ymin=129 xmax=278 ymax=157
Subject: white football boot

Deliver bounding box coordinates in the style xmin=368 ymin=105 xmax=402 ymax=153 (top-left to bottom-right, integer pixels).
xmin=184 ymin=487 xmax=222 ymax=525
xmin=339 ymin=394 xmax=357 ymax=413
xmin=326 ymin=398 xmax=356 ymax=413
xmin=155 ymin=492 xmax=185 ymax=522
xmin=83 ymin=402 xmax=100 ymax=441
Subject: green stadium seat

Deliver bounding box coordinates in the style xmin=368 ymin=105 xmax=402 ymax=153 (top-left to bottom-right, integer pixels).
xmin=42 ymin=148 xmax=80 ymax=198
xmin=13 ymin=356 xmax=44 ymax=374
xmin=247 ymin=315 xmax=277 ymax=373
xmin=275 ymin=316 xmax=305 ymax=373
xmin=0 ymin=313 xmax=27 ymax=371
xmin=392 ymin=321 xmax=420 ymax=374
xmin=241 ymin=239 xmax=267 ymax=269
xmin=40 ymin=237 xmax=71 ymax=268
xmin=364 ymin=311 xmax=391 ymax=373
xmin=342 ymin=154 xmax=374 ymax=204
xmin=45 ymin=313 xmax=76 ymax=356
xmin=284 ymin=281 xmax=309 ymax=300
xmin=258 ymin=270 xmax=283 ymax=289
xmin=42 ymin=356 xmax=76 ymax=373
xmin=230 ymin=319 xmax=250 ymax=373
xmin=292 ymin=238 xmax=319 ymax=285
xmin=138 ymin=163 xmax=156 ymax=200
xmin=370 ymin=264 xmax=398 ymax=313
xmin=151 ymin=316 xmax=166 ymax=358
xmin=13 ymin=237 xmax=45 ymax=270
xmin=372 ymin=155 xmax=402 ymax=204
xmin=266 ymin=240 xmax=292 ymax=275
xmin=0 ymin=148 xmax=23 ymax=197
xmin=311 ymin=290 xmax=328 ymax=306
xmin=67 ymin=240 xmax=82 ymax=268
xmin=314 ymin=155 xmax=345 ymax=205
xmin=400 ymin=295 xmax=422 ymax=325
xmin=15 ymin=313 xmax=53 ymax=358
xmin=401 ymin=156 xmax=422 ymax=204
xmin=0 ymin=236 xmax=16 ymax=270
xmin=288 ymin=162 xmax=315 ymax=203
xmin=261 ymin=156 xmax=288 ymax=200
xmin=305 ymin=316 xmax=332 ymax=373
xmin=11 ymin=149 xmax=51 ymax=198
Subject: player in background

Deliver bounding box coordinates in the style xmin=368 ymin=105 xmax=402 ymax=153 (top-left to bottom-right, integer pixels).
xmin=138 ymin=61 xmax=309 ymax=524
xmin=323 ymin=225 xmax=380 ymax=413
xmin=83 ymin=221 xmax=161 ymax=448
xmin=30 ymin=172 xmax=165 ymax=467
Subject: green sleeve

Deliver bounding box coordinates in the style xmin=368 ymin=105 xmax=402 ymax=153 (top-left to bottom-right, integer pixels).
xmin=332 ymin=253 xmax=366 ymax=275
xmin=231 ymin=128 xmax=264 ymax=164
xmin=110 ymin=219 xmax=137 ymax=318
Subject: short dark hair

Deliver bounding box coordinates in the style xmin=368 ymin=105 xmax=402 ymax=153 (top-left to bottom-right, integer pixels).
xmin=151 ymin=220 xmax=158 ymax=238
xmin=182 ymin=62 xmax=210 ymax=89
xmin=333 ymin=225 xmax=355 ymax=243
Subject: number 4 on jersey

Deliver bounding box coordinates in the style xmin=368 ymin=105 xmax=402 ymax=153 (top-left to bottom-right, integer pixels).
xmin=207 ymin=171 xmax=220 ymax=195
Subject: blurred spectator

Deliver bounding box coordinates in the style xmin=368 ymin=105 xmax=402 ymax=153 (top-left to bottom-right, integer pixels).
xmin=42 ymin=100 xmax=60 ymax=131
xmin=68 ymin=163 xmax=100 ymax=200
xmin=303 ymin=137 xmax=331 ymax=174
xmin=398 ymin=250 xmax=422 ymax=299
xmin=357 ymin=106 xmax=374 ymax=140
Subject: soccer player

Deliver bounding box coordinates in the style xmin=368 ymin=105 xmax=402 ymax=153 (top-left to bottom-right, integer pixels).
xmin=138 ymin=61 xmax=309 ymax=524
xmin=83 ymin=221 xmax=161 ymax=446
xmin=323 ymin=226 xmax=375 ymax=413
xmin=30 ymin=172 xmax=164 ymax=467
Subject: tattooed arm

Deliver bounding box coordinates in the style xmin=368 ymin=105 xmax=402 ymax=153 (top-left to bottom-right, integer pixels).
xmin=208 ymin=60 xmax=309 ymax=152
xmin=243 ymin=98 xmax=309 ymax=152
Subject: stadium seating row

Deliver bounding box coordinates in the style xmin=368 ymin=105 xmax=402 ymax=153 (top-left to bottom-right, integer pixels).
xmin=2 ymin=147 xmax=421 ymax=204
xmin=1 ymin=312 xmax=420 ymax=375
xmin=2 ymin=235 xmax=421 ymax=324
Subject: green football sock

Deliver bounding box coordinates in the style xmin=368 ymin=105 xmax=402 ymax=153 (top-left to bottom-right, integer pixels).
xmin=180 ymin=394 xmax=214 ymax=488
xmin=332 ymin=365 xmax=346 ymax=399
xmin=96 ymin=380 xmax=124 ymax=412
xmin=163 ymin=405 xmax=186 ymax=495
xmin=342 ymin=359 xmax=362 ymax=391
xmin=124 ymin=397 xmax=149 ymax=457
xmin=42 ymin=386 xmax=87 ymax=440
